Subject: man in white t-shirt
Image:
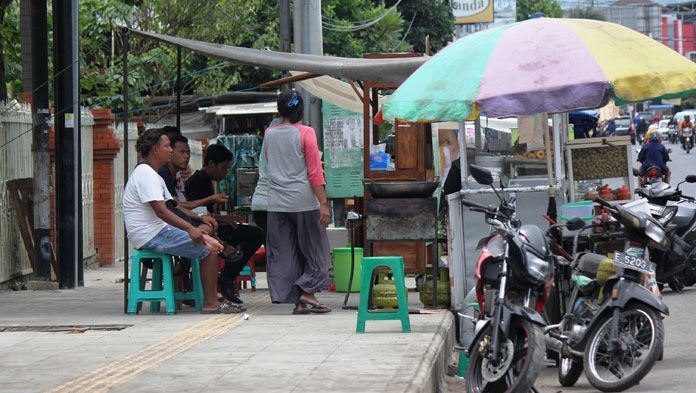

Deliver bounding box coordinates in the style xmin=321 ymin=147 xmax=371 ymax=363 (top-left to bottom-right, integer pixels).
xmin=123 ymin=128 xmax=239 ymax=314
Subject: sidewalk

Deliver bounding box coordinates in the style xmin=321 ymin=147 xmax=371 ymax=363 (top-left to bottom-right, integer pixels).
xmin=0 ymin=262 xmax=455 ymax=393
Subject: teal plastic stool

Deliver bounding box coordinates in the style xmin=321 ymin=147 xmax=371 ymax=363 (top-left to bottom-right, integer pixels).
xmin=235 ymin=265 xmax=256 ymax=292
xmin=127 ymin=249 xmax=204 ymax=315
xmin=356 ymin=256 xmax=411 ymax=333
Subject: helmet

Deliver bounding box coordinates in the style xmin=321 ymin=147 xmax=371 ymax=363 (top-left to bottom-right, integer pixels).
xmin=648 ymin=131 xmax=660 ymax=142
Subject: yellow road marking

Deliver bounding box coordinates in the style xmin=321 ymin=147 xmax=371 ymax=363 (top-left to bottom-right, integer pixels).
xmin=45 ymin=292 xmax=268 ymax=393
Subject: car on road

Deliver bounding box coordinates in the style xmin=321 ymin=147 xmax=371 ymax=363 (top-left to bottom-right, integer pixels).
xmin=635 ymin=111 xmax=656 ymax=125
xmin=674 ymin=110 xmax=696 ymax=124
xmin=608 ymin=116 xmax=635 ymax=144
xmin=657 ymin=119 xmax=671 ymax=139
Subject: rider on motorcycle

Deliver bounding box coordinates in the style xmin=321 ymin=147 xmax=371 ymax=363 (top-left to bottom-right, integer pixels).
xmin=679 ymin=115 xmax=693 ymax=145
xmin=638 ymin=131 xmax=671 ymax=186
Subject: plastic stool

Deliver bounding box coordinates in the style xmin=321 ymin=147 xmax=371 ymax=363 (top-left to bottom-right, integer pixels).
xmin=235 ymin=262 xmax=257 ymax=292
xmin=356 ymin=256 xmax=411 ymax=333
xmin=127 ymin=249 xmax=203 ymax=315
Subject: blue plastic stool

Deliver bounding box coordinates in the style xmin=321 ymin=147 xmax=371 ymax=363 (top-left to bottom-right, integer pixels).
xmin=127 ymin=249 xmax=204 ymax=315
xmin=235 ymin=264 xmax=257 ymax=292
xmin=356 ymin=256 xmax=411 ymax=333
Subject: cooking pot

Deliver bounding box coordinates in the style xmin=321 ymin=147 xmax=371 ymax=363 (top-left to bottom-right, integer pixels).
xmin=363 ymin=178 xmax=439 ymax=198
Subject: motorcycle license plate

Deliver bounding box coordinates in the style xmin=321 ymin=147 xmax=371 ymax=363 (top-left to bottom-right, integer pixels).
xmin=613 ymin=252 xmax=656 ymax=275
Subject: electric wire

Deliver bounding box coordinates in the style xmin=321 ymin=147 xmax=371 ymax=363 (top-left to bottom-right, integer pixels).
xmin=322 ymin=0 xmax=402 ymax=31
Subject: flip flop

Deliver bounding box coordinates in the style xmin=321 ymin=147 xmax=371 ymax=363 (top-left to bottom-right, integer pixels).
xmin=201 ymin=303 xmax=242 ymax=314
xmin=292 ymin=306 xmax=312 ymax=315
xmin=219 ymin=242 xmax=244 ymax=264
xmin=309 ymin=304 xmax=332 ymax=313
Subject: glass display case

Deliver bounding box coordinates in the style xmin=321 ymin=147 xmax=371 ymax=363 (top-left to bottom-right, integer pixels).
xmin=566 ymin=136 xmax=634 ymax=202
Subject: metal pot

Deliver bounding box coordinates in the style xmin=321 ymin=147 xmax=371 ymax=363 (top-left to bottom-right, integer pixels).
xmin=363 ymin=178 xmax=439 ymax=198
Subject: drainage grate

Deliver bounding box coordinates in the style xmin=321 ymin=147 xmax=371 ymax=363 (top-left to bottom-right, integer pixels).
xmin=0 ymin=324 xmax=132 ymax=333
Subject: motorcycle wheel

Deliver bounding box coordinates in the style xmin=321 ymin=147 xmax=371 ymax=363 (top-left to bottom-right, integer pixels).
xmin=583 ymin=304 xmax=664 ymax=392
xmin=558 ymin=354 xmax=583 ymax=387
xmin=668 ymin=275 xmax=685 ymax=293
xmin=466 ymin=318 xmax=544 ymax=393
xmin=681 ymin=263 xmax=696 ymax=287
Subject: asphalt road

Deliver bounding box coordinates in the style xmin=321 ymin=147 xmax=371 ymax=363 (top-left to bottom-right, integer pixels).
xmin=535 ymin=143 xmax=696 ymax=392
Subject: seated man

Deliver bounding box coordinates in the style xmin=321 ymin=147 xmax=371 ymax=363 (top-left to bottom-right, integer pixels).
xmin=185 ymin=144 xmax=265 ymax=304
xmin=638 ymin=131 xmax=671 ymax=186
xmin=123 ymin=128 xmax=240 ymax=314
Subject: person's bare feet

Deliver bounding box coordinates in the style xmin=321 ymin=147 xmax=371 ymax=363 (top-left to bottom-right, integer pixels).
xmin=201 ymin=234 xmax=224 ymax=253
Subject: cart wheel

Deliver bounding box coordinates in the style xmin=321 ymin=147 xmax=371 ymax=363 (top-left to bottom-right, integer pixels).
xmin=415 ymin=275 xmax=425 ymax=292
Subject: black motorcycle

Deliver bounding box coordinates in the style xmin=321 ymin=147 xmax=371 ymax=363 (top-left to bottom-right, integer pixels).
xmin=462 ymin=165 xmax=552 ymax=393
xmin=544 ymin=197 xmax=668 ymax=392
xmin=635 ymin=174 xmax=696 ymax=291
xmin=668 ymin=125 xmax=679 ymax=144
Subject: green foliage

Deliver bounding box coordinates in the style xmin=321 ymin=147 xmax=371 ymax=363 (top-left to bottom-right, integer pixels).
xmin=384 ymin=0 xmax=455 ymax=54
xmin=565 ymin=7 xmax=606 ymax=21
xmin=322 ymin=0 xmax=412 ymax=56
xmin=516 ymin=0 xmax=563 ymax=21
xmin=0 ymin=0 xmax=20 ymax=99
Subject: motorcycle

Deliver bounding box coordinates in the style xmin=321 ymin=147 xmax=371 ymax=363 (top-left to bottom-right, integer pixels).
xmin=544 ymin=197 xmax=668 ymax=392
xmin=682 ymin=127 xmax=693 ymax=153
xmin=634 ymin=173 xmax=696 ymax=291
xmin=668 ymin=125 xmax=679 ymax=144
xmin=462 ymin=165 xmax=552 ymax=393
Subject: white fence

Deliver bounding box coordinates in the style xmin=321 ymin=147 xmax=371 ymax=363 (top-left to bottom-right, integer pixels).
xmin=0 ymin=102 xmax=95 ymax=283
xmin=0 ymin=102 xmax=34 ymax=282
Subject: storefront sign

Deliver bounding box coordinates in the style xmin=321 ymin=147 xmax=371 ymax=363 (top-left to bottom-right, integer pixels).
xmin=452 ymin=0 xmax=494 ymax=24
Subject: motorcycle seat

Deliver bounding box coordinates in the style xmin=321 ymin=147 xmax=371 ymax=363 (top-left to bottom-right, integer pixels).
xmin=574 ymin=252 xmax=606 ymax=279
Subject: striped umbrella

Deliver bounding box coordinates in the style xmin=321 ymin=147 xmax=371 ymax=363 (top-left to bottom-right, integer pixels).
xmin=383 ymin=18 xmax=696 ymax=122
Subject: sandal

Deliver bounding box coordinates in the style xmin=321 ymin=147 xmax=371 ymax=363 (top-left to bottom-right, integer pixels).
xmin=219 ymin=241 xmax=244 ymax=264
xmin=201 ymin=303 xmax=243 ymax=314
xmin=308 ymin=304 xmax=331 ymax=313
xmin=292 ymin=306 xmax=312 ymax=315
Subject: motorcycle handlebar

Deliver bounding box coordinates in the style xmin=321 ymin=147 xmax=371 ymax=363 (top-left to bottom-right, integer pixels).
xmin=462 ymin=199 xmax=488 ymax=210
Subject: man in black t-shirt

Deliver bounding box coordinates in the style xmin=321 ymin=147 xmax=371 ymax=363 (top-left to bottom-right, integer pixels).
xmin=186 ymin=144 xmax=264 ymax=304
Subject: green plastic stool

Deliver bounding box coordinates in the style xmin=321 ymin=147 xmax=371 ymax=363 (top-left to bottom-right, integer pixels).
xmin=127 ymin=249 xmax=204 ymax=315
xmin=457 ymin=352 xmax=469 ymax=377
xmin=356 ymin=256 xmax=411 ymax=333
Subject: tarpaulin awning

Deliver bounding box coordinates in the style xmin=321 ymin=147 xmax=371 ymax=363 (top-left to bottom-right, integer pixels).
xmin=128 ymin=29 xmax=428 ymax=86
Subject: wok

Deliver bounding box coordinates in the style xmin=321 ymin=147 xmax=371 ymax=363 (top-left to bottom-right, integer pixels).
xmin=363 ymin=178 xmax=439 ymax=198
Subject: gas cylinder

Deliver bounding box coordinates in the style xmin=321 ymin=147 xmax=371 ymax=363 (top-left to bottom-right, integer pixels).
xmin=617 ymin=185 xmax=631 ymax=200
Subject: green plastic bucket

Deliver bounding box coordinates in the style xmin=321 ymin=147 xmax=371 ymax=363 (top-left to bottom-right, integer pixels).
xmin=332 ymin=247 xmax=363 ymax=292
xmin=559 ymin=200 xmax=595 ymax=221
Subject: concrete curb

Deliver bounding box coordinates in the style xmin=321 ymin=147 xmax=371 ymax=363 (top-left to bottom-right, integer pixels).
xmin=406 ymin=310 xmax=455 ymax=393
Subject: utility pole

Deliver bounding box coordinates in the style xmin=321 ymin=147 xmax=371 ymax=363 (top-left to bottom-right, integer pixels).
xmin=279 ymin=0 xmax=291 ymax=54
xmin=30 ymin=0 xmax=52 ymax=282
xmin=296 ymin=0 xmax=323 ymax=145
xmin=53 ymin=0 xmax=81 ymax=288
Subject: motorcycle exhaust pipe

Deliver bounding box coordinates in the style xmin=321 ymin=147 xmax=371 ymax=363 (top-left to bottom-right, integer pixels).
xmin=545 ymin=335 xmax=585 ymax=358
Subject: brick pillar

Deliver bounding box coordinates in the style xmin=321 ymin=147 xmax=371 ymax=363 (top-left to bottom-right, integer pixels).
xmin=91 ymin=109 xmax=122 ymax=266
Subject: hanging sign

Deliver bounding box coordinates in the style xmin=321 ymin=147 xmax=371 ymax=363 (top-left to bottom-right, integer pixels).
xmin=452 ymin=0 xmax=494 ymax=23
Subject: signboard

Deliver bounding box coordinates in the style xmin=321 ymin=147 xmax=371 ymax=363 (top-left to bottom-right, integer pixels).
xmin=452 ymin=0 xmax=494 ymax=24
xmin=322 ymin=101 xmax=364 ymax=198
xmin=456 ymin=0 xmax=517 ymax=35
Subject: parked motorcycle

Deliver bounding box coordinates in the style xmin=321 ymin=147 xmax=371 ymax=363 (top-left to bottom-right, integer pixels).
xmin=634 ymin=173 xmax=696 ymax=291
xmin=682 ymin=126 xmax=693 ymax=153
xmin=545 ymin=197 xmax=668 ymax=392
xmin=462 ymin=165 xmax=551 ymax=393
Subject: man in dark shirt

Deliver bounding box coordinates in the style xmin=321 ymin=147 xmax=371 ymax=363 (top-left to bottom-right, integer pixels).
xmin=638 ymin=132 xmax=671 ymax=185
xmin=186 ymin=144 xmax=264 ymax=304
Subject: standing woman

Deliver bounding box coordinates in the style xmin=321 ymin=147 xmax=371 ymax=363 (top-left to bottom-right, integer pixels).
xmin=264 ymin=90 xmax=332 ymax=314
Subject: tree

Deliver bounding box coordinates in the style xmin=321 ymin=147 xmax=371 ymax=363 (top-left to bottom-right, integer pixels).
xmin=566 ymin=7 xmax=606 ymax=21
xmin=516 ymin=0 xmax=563 ymax=21
xmin=0 ymin=0 xmax=17 ymax=101
xmin=384 ymin=0 xmax=455 ymax=54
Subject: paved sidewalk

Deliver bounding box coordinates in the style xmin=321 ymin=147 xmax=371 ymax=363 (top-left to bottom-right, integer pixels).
xmin=0 ymin=262 xmax=454 ymax=393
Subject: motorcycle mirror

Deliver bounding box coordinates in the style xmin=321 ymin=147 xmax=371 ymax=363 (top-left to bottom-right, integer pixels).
xmin=566 ymin=217 xmax=586 ymax=231
xmin=500 ymin=175 xmax=510 ymax=188
xmin=632 ymin=167 xmax=641 ymax=177
xmin=469 ymin=164 xmax=494 ymax=185
xmin=686 ymin=175 xmax=696 ymax=183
